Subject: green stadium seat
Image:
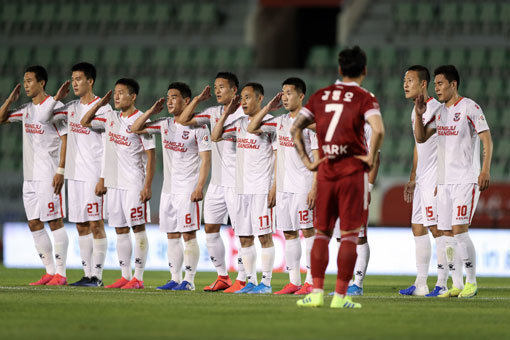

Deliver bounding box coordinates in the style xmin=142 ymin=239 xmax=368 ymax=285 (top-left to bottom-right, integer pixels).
xmin=306 ymin=46 xmax=332 ymax=69
xmin=0 ymin=45 xmax=10 ymax=69
xmin=0 ymin=75 xmax=16 ymax=99
xmin=382 ymin=77 xmax=402 ymax=100
xmin=427 ymin=47 xmax=447 ymax=69
xmin=18 ymin=3 xmax=38 ymax=30
xmin=55 ymin=46 xmax=78 ymax=70
xmin=407 ymin=47 xmax=427 ymax=67
xmin=232 ymin=47 xmax=253 ymax=69
xmin=102 ymin=47 xmax=123 ymax=70
xmin=153 ymin=3 xmax=172 ymax=25
xmin=80 ymin=46 xmax=101 ymax=65
xmin=33 ymin=46 xmax=55 ymax=69
xmin=464 ymin=79 xmax=484 ymax=99
xmin=125 ymin=47 xmax=145 ymax=71
xmin=466 ymin=48 xmax=486 ymax=73
xmin=193 ymin=77 xmax=212 ymax=94
xmin=95 ymin=3 xmax=113 ymax=28
xmin=56 ymin=3 xmax=75 ymax=31
xmin=361 ymin=78 xmax=377 ymax=94
xmin=45 ymin=77 xmax=62 ymax=96
xmin=37 ymin=2 xmax=57 ymax=32
xmin=151 ymin=48 xmax=173 ymax=70
xmin=439 ymin=3 xmax=458 ymax=32
xmin=154 ymin=78 xmax=171 ymax=96
xmin=193 ymin=47 xmax=213 ymax=70
xmin=485 ymin=78 xmax=505 ymax=103
xmin=500 ymin=3 xmax=510 ymax=31
xmin=196 ymin=3 xmax=218 ymax=29
xmin=415 ymin=3 xmax=435 ymax=31
xmin=480 ymin=3 xmax=498 ymax=31
xmin=137 ymin=77 xmax=154 ymax=99
xmin=112 ymin=3 xmax=132 ymax=29
xmin=1 ymin=3 xmax=18 ymax=31
xmin=212 ymin=47 xmax=235 ymax=69
xmin=394 ymin=3 xmax=414 ymax=28
xmin=77 ymin=3 xmax=95 ymax=30
xmin=133 ymin=3 xmax=152 ymax=30
xmin=447 ymin=48 xmax=467 ymax=70
xmin=11 ymin=46 xmax=32 ymax=69
xmin=173 ymin=47 xmax=194 ymax=69
xmin=459 ymin=3 xmax=479 ymax=29
xmin=488 ymin=48 xmax=508 ymax=72
xmin=377 ymin=46 xmax=398 ymax=69
xmin=363 ymin=46 xmax=377 ymax=66
xmin=177 ymin=3 xmax=196 ymax=27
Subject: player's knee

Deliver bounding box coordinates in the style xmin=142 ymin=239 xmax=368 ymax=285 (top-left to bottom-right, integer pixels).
xmin=430 ymin=227 xmax=442 ymax=238
xmin=90 ymin=221 xmax=105 ymax=237
xmin=302 ymin=228 xmax=315 ymax=238
xmin=28 ymin=219 xmax=44 ymax=231
xmin=48 ymin=218 xmax=64 ymax=231
xmin=239 ymin=236 xmax=254 ymax=247
xmin=357 ymin=236 xmax=367 ymax=245
xmin=204 ymin=224 xmax=221 ymax=233
xmin=132 ymin=224 xmax=146 ymax=233
xmin=259 ymin=234 xmax=274 ymax=248
xmin=283 ymin=230 xmax=298 ymax=240
xmin=76 ymin=222 xmax=90 ymax=236
xmin=182 ymin=231 xmax=196 ymax=242
xmin=116 ymin=227 xmax=130 ymax=234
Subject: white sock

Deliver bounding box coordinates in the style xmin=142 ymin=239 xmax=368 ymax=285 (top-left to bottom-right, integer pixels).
xmin=183 ymin=238 xmax=200 ymax=285
xmin=205 ymin=232 xmax=227 ymax=276
xmin=116 ymin=233 xmax=132 ymax=280
xmin=414 ymin=234 xmax=431 ymax=287
xmin=52 ymin=227 xmax=68 ymax=277
xmin=261 ymin=246 xmax=275 ymax=286
xmin=304 ymin=235 xmax=314 ymax=284
xmin=31 ymin=229 xmax=55 ymax=275
xmin=167 ymin=238 xmax=183 ymax=283
xmin=353 ymin=242 xmax=370 ymax=288
xmin=241 ymin=245 xmax=257 ymax=285
xmin=435 ymin=236 xmax=448 ymax=287
xmin=285 ymin=238 xmax=302 ymax=286
xmin=235 ymin=236 xmax=247 ymax=281
xmin=445 ymin=236 xmax=464 ymax=289
xmin=78 ymin=233 xmax=93 ymax=278
xmin=454 ymin=232 xmax=477 ymax=285
xmin=92 ymin=237 xmax=108 ymax=279
xmin=133 ymin=231 xmax=148 ymax=281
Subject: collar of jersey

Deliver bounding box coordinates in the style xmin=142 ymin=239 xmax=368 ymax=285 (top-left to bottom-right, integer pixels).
xmin=334 ymin=80 xmax=360 ymax=87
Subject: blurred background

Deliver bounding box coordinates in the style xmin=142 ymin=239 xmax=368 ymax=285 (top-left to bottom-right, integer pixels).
xmin=0 ymin=0 xmax=509 ymax=273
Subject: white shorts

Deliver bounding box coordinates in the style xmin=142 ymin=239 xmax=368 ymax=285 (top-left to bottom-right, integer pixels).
xmin=23 ymin=180 xmax=66 ymax=222
xmin=411 ymin=182 xmax=437 ymax=227
xmin=333 ymin=218 xmax=367 ymax=239
xmin=235 ymin=194 xmax=273 ymax=237
xmin=203 ymin=184 xmax=236 ymax=227
xmin=68 ymin=179 xmax=105 ymax=223
xmin=159 ymin=192 xmax=201 ymax=233
xmin=276 ymin=191 xmax=314 ymax=231
xmin=107 ymin=188 xmax=150 ymax=228
xmin=437 ymin=183 xmax=480 ymax=231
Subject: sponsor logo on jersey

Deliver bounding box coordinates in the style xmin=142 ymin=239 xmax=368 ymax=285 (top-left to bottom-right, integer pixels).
xmin=479 ymin=114 xmax=485 ymax=121
xmin=108 ymin=131 xmax=131 ymax=146
xmin=163 ymin=140 xmax=188 ymax=152
xmin=278 ymin=135 xmax=294 ymax=147
xmin=182 ymin=131 xmax=189 ymax=140
xmin=437 ymin=126 xmax=459 ymax=136
xmin=237 ymin=138 xmax=260 ymax=149
xmin=24 ymin=123 xmax=44 ymax=134
xmin=203 ymin=135 xmax=209 ymax=141
xmin=453 ymin=112 xmax=461 ymax=122
xmin=70 ymin=122 xmax=90 ymax=134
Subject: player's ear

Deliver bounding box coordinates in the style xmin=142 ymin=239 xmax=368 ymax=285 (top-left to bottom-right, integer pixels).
xmin=299 ymin=92 xmax=305 ymax=101
xmin=184 ymin=97 xmax=191 ymax=105
xmin=88 ymin=78 xmax=94 ymax=88
xmin=131 ymin=93 xmax=137 ymax=102
xmin=338 ymin=66 xmax=343 ymax=77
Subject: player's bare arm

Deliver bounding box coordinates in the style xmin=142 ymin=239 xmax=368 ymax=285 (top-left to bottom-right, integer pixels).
xmin=95 ymin=177 xmax=107 ymax=196
xmin=80 ymin=90 xmax=112 ymax=127
xmin=210 ymin=96 xmax=240 ymax=142
xmin=247 ymin=92 xmax=283 ymax=134
xmin=52 ymin=134 xmax=67 ymax=195
xmin=356 ymin=114 xmax=384 ymax=169
xmin=140 ymin=149 xmax=156 ymax=203
xmin=178 ymin=85 xmax=212 ymax=126
xmin=39 ymin=80 xmax=71 ymax=123
xmin=132 ymin=97 xmax=165 ymax=134
xmin=291 ymin=113 xmax=324 ymax=171
xmin=368 ymin=151 xmax=381 ymax=204
xmin=478 ymin=130 xmax=493 ymax=191
xmin=306 ymin=149 xmax=319 ymax=209
xmin=413 ymin=94 xmax=436 ymax=143
xmin=267 ymin=150 xmax=277 ymax=208
xmin=0 ymin=84 xmax=21 ymax=124
xmin=404 ymin=145 xmax=418 ymax=203
xmin=191 ymin=150 xmax=211 ymax=202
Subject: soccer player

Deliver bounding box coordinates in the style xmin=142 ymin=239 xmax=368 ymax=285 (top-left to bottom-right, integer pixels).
xmin=414 ymin=65 xmax=493 ymax=298
xmin=0 ymin=66 xmax=69 ymax=286
xmin=292 ymin=46 xmax=384 ymax=308
xmin=178 ymin=72 xmax=247 ymax=292
xmin=331 ymin=121 xmax=380 ymax=297
xmin=211 ymin=82 xmax=277 ymax=294
xmin=41 ymin=63 xmax=109 ymax=287
xmin=246 ymin=77 xmax=318 ymax=295
xmin=81 ymin=78 xmax=156 ymax=289
xmin=399 ymin=65 xmax=447 ymax=297
xmin=132 ymin=82 xmax=211 ymax=291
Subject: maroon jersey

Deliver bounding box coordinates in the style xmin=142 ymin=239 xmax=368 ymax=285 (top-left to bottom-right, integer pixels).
xmin=300 ymin=81 xmax=381 ymax=181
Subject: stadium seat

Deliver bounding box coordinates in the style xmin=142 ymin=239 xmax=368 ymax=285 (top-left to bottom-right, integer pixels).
xmin=153 ymin=78 xmax=170 ymax=96
xmin=377 ymin=46 xmax=398 ymax=70
xmin=407 ymin=47 xmax=427 ymax=67
xmin=137 ymin=77 xmax=154 ymax=99
xmin=102 ymin=46 xmax=123 ymax=73
xmin=479 ymin=3 xmax=498 ymax=32
xmin=382 ymin=77 xmax=402 ymax=101
xmin=55 ymin=3 xmax=75 ymax=32
xmin=95 ymin=3 xmax=113 ymax=31
xmin=306 ymin=46 xmax=332 ymax=70
xmin=125 ymin=47 xmax=145 ymax=74
xmin=77 ymin=3 xmax=95 ymax=32
xmin=55 ymin=46 xmax=78 ymax=72
xmin=0 ymin=45 xmax=10 ymax=70
xmin=11 ymin=46 xmax=32 ymax=69
xmin=361 ymin=78 xmax=377 ymax=94
xmin=394 ymin=3 xmax=414 ymax=31
xmin=0 ymin=75 xmax=16 ymax=99
xmin=212 ymin=47 xmax=235 ymax=69
xmin=151 ymin=48 xmax=173 ymax=72
xmin=45 ymin=77 xmax=62 ymax=96
xmin=0 ymin=3 xmax=18 ymax=34
xmin=485 ymin=78 xmax=505 ymax=105
xmin=196 ymin=3 xmax=219 ymax=30
xmin=193 ymin=47 xmax=213 ymax=71
xmin=37 ymin=2 xmax=57 ymax=33
xmin=426 ymin=47 xmax=447 ymax=69
xmin=173 ymin=47 xmax=194 ymax=69
xmin=33 ymin=46 xmax=55 ymax=69
xmin=112 ymin=3 xmax=132 ymax=31
xmin=18 ymin=2 xmax=38 ymax=32
xmin=459 ymin=3 xmax=479 ymax=32
xmin=464 ymin=79 xmax=484 ymax=100
xmin=438 ymin=3 xmax=458 ymax=33
xmin=232 ymin=47 xmax=254 ymax=69
xmin=488 ymin=48 xmax=508 ymax=73
xmin=79 ymin=46 xmax=101 ymax=65
xmin=153 ymin=3 xmax=172 ymax=32
xmin=415 ymin=3 xmax=436 ymax=32
xmin=466 ymin=48 xmax=486 ymax=75
xmin=177 ymin=3 xmax=197 ymax=29
xmin=133 ymin=3 xmax=152 ymax=31
xmin=501 ymin=3 xmax=510 ymax=33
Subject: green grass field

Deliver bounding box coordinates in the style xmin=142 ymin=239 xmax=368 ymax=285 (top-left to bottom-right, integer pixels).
xmin=0 ymin=266 xmax=509 ymax=340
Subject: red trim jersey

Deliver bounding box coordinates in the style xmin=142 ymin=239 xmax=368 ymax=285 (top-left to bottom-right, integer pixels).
xmin=91 ymin=110 xmax=155 ymax=190
xmin=7 ymin=97 xmax=67 ymax=181
xmin=145 ymin=117 xmax=211 ymax=194
xmin=300 ymin=81 xmax=381 ymax=181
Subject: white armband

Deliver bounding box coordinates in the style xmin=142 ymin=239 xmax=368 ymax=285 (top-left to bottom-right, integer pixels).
xmin=368 ymin=183 xmax=374 ymax=193
xmin=56 ymin=167 xmax=65 ymax=175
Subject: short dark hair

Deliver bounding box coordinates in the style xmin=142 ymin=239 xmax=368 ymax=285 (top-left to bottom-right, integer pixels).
xmin=406 ymin=65 xmax=430 ymax=86
xmin=216 ymin=72 xmax=239 ymax=89
xmin=115 ymin=78 xmax=139 ymax=95
xmin=282 ymin=77 xmax=306 ymax=95
xmin=24 ymin=65 xmax=48 ymax=89
xmin=338 ymin=46 xmax=367 ymax=78
xmin=168 ymin=82 xmax=192 ymax=99
xmin=242 ymin=82 xmax=264 ymax=96
xmin=72 ymin=62 xmax=96 ymax=85
xmin=434 ymin=65 xmax=460 ymax=89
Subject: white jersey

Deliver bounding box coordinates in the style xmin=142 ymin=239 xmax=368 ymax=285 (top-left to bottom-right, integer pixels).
xmin=145 ymin=117 xmax=211 ymax=194
xmin=411 ymin=98 xmax=442 ymax=184
xmin=194 ymin=105 xmax=244 ymax=187
xmin=272 ymin=113 xmax=318 ymax=194
xmin=91 ymin=109 xmax=156 ymax=190
xmin=433 ymin=97 xmax=489 ymax=185
xmin=7 ymin=96 xmax=67 ymax=181
xmin=222 ymin=114 xmax=276 ymax=194
xmin=46 ymin=96 xmax=112 ymax=181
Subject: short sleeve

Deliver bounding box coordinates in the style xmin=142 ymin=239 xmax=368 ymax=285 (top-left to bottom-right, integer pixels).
xmin=362 ymin=93 xmax=381 ymax=120
xmin=222 ymin=120 xmax=237 ymax=139
xmin=196 ymin=125 xmax=211 ymax=152
xmin=193 ymin=108 xmax=212 ymax=127
xmin=144 ymin=118 xmax=165 ymax=135
xmin=51 ymin=100 xmax=72 ymax=123
xmin=467 ymin=101 xmax=489 ymax=133
xmin=6 ymin=103 xmax=29 ymax=123
xmin=260 ymin=115 xmax=277 ymax=133
xmin=141 ymin=132 xmax=156 ymax=150
xmin=90 ymin=108 xmax=109 ymax=130
xmin=300 ymin=92 xmax=318 ymax=121
xmin=308 ymin=129 xmax=319 ymax=150
xmin=54 ymin=119 xmax=68 ymax=137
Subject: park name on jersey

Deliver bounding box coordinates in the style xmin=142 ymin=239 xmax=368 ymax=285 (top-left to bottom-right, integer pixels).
xmin=322 ymin=144 xmax=348 ymax=158
xmin=108 ymin=131 xmax=131 ymax=146
xmin=237 ymin=137 xmax=259 ymax=149
xmin=24 ymin=123 xmax=44 ymax=134
xmin=69 ymin=122 xmax=91 ymax=135
xmin=278 ymin=135 xmax=294 ymax=147
xmin=163 ymin=140 xmax=188 ymax=152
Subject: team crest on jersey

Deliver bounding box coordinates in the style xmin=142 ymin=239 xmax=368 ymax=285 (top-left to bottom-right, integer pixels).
xmin=479 ymin=114 xmax=485 ymax=121
xmin=110 ymin=121 xmax=114 ymax=127
xmin=437 ymin=114 xmax=441 ymax=121
xmin=203 ymin=135 xmax=209 ymax=141
xmin=279 ymin=124 xmax=284 ymax=130
xmin=70 ymin=111 xmax=75 ymax=118
xmin=182 ymin=131 xmax=189 ymax=140
xmin=453 ymin=113 xmax=461 ymax=122
xmin=164 ymin=129 xmax=168 ymax=135
xmin=126 ymin=125 xmax=132 ymax=133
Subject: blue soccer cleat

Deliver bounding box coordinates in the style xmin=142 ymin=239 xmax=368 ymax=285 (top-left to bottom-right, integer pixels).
xmin=347 ymin=284 xmax=364 ymax=296
xmin=248 ymin=282 xmax=272 ymax=294
xmin=399 ymin=285 xmax=429 ymax=296
xmin=425 ymin=285 xmax=448 ymax=297
xmin=157 ymin=280 xmax=180 ymax=290
xmin=172 ymin=280 xmax=195 ymax=291
xmin=235 ymin=282 xmax=257 ymax=294
xmin=399 ymin=285 xmax=417 ymax=295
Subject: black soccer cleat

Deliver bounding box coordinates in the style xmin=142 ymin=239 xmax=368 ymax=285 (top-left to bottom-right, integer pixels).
xmin=82 ymin=276 xmax=104 ymax=287
xmin=70 ymin=276 xmax=92 ymax=286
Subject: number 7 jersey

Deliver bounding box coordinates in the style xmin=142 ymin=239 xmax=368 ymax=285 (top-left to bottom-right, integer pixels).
xmin=300 ymin=80 xmax=381 ymax=180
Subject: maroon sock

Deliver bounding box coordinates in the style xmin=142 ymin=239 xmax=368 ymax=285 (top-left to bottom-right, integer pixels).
xmin=335 ymin=232 xmax=359 ymax=295
xmin=311 ymin=234 xmax=331 ymax=290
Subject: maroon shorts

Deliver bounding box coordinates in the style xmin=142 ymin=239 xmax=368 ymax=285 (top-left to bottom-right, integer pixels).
xmin=315 ymin=170 xmax=368 ymax=233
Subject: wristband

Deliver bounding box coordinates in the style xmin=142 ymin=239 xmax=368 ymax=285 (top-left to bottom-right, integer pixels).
xmin=56 ymin=167 xmax=65 ymax=175
xmin=368 ymin=183 xmax=374 ymax=193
